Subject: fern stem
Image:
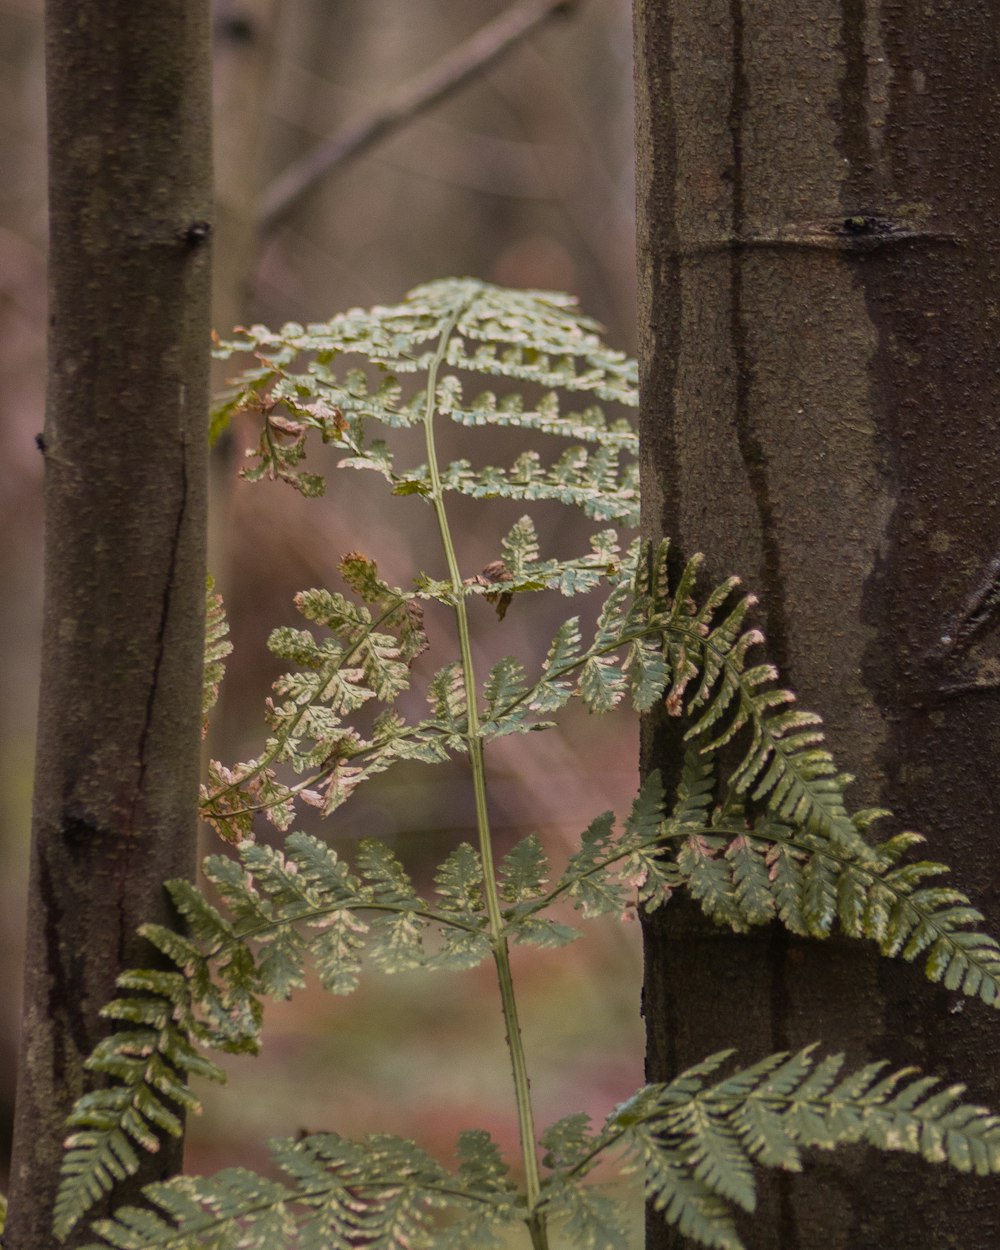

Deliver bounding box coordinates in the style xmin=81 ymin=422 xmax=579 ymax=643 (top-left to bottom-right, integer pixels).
xmin=423 ymin=309 xmax=548 ymax=1249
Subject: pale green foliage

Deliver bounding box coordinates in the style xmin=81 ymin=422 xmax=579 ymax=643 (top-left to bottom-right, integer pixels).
xmin=77 ymin=1130 xmax=523 ymax=1250
xmin=75 ymin=1051 xmax=1000 ymax=1250
xmin=540 ymin=1048 xmax=1000 ymax=1250
xmin=202 ymin=576 xmax=232 ymax=731
xmin=59 ymin=280 xmax=1000 ymax=1248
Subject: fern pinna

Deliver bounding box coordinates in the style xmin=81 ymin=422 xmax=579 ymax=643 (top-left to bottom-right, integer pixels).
xmin=56 ymin=280 xmax=1000 ymax=1250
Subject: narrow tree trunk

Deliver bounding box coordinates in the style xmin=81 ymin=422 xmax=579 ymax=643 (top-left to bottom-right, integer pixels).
xmin=635 ymin=2 xmax=1000 ymax=1247
xmin=6 ymin=3 xmax=211 ymax=1246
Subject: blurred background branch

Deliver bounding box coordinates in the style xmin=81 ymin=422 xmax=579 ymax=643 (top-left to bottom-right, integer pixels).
xmin=258 ymin=0 xmax=578 ymax=233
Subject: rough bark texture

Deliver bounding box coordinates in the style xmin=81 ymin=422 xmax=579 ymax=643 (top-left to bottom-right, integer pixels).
xmin=635 ymin=1 xmax=1000 ymax=1246
xmin=6 ymin=3 xmax=211 ymax=1247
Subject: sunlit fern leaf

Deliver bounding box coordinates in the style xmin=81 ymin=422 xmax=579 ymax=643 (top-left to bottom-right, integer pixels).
xmin=396 ymin=450 xmax=639 ymax=525
xmin=434 ymin=843 xmax=485 ymax=917
xmin=140 ymin=924 xmax=262 ymax=1053
xmin=56 ymin=823 xmax=515 ymax=1238
xmin=530 ymin=618 xmax=583 ymax=713
xmin=579 ymin=654 xmax=628 ymax=713
xmin=367 ymin=911 xmax=427 ymax=974
xmin=593 ymin=580 xmax=633 ymax=649
xmin=354 ymin=838 xmax=418 ymax=905
xmin=481 ymin=657 xmax=533 ymax=739
xmin=199 ymin=758 xmax=269 ymax=842
xmin=625 ymin=635 xmax=673 ymax=712
xmin=500 ymin=513 xmax=541 ymax=570
xmin=540 ymin=1112 xmax=599 ymax=1171
xmin=200 ymin=574 xmax=430 ymax=835
xmin=427 ymin=661 xmax=469 ymax=741
xmin=269 ymin=650 xmax=374 ymax=721
xmin=499 ymin=835 xmax=549 ymax=904
xmin=339 ymin=439 xmax=397 ymax=484
xmin=820 ymin=835 xmax=1000 ymax=1002
xmin=546 ymin=776 xmax=675 ymax=921
xmin=338 ymin=552 xmax=426 ymax=652
xmin=486 ymin=525 xmax=629 ymax=603
xmin=429 ymin=927 xmax=494 ymax=970
xmin=452 ymin=390 xmax=637 ymax=451
xmin=205 ymin=840 xmax=368 ymax=997
xmin=202 ymin=577 xmax=232 ymax=732
xmin=436 ymin=1131 xmax=521 ymax=1249
xmin=625 ymin=768 xmax=666 ymax=844
xmin=454 ymin=1128 xmax=518 ymax=1203
xmin=371 ymin=708 xmax=451 ymax=766
xmin=640 ymin=1145 xmax=741 ymax=1250
xmin=290 ymin=587 xmax=415 ymax=703
xmin=612 ymin=772 xmax=676 ymax=911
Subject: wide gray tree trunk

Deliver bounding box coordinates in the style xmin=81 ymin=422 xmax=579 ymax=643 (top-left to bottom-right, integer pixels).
xmin=635 ymin=2 xmax=1000 ymax=1247
xmin=6 ymin=3 xmax=211 ymax=1247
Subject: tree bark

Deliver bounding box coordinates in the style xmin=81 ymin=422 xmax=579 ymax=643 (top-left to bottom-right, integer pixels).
xmin=635 ymin=1 xmax=1000 ymax=1247
xmin=6 ymin=3 xmax=211 ymax=1246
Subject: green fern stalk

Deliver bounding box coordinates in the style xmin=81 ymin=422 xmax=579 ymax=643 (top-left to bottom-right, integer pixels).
xmin=422 ymin=301 xmax=548 ymax=1249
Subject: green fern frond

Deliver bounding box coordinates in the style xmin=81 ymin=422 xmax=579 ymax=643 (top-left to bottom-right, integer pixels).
xmin=69 ymin=278 xmax=1000 ymax=1250
xmin=488 ymin=517 xmax=628 ymax=600
xmin=481 ymin=657 xmax=533 ymax=739
xmin=200 ymin=558 xmax=430 ymax=838
xmin=202 ymin=576 xmax=232 ymax=730
xmin=56 ymin=825 xmax=511 ymax=1238
xmin=642 ymin=545 xmax=865 ymax=855
xmin=427 ymin=660 xmax=469 ymax=742
xmin=434 ymin=842 xmax=485 ymax=915
xmin=661 ymin=790 xmax=1000 ymax=1004
xmin=450 ymin=390 xmax=637 ymax=450
xmin=212 ymin=279 xmax=637 ymax=507
xmin=54 ymin=959 xmax=229 ymax=1241
xmin=54 ymin=867 xmax=296 ymax=1238
xmin=547 ymin=1048 xmax=1000 ymax=1250
xmin=387 ymin=448 xmax=638 ymax=525
xmin=78 ymin=1130 xmax=522 ymax=1250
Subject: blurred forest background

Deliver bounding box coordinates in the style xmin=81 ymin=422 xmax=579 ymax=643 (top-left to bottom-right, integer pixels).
xmin=0 ymin=0 xmax=640 ymax=1209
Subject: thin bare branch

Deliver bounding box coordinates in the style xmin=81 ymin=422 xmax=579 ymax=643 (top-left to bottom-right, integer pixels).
xmin=256 ymin=0 xmax=578 ymax=235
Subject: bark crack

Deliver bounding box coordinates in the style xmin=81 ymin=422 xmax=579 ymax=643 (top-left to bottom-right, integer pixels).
xmin=133 ymin=446 xmax=188 ymax=821
xmin=727 ymin=0 xmax=790 ymax=677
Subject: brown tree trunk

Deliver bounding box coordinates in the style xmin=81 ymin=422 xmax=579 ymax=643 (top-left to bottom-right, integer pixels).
xmin=6 ymin=3 xmax=211 ymax=1246
xmin=635 ymin=2 xmax=1000 ymax=1247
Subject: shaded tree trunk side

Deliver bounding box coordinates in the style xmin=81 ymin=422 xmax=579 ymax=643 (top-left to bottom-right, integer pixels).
xmin=635 ymin=1 xmax=1000 ymax=1246
xmin=6 ymin=2 xmax=211 ymax=1246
